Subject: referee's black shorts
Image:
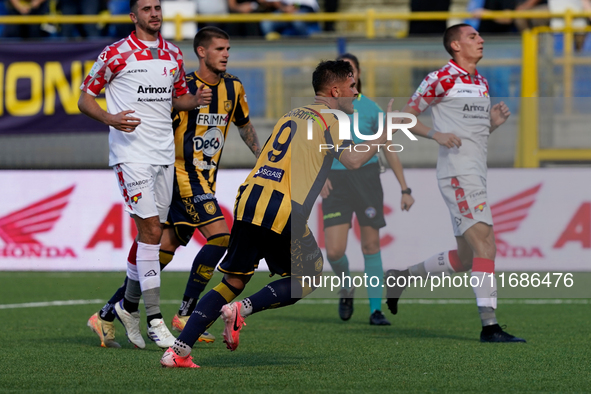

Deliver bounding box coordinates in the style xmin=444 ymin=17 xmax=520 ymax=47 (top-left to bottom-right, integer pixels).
xmin=322 ymin=162 xmax=386 ymax=230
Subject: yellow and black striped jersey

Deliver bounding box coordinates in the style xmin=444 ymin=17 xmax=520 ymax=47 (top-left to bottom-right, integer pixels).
xmin=172 ymin=71 xmax=250 ymax=198
xmin=233 ymin=103 xmax=352 ymax=236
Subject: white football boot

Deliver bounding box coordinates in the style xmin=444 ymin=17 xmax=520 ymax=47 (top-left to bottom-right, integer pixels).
xmin=114 ymin=300 xmax=146 ymax=349
xmin=147 ymin=318 xmax=176 ymax=348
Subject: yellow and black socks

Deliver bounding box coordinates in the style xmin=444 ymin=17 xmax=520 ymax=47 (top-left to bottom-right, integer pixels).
xmin=178 ymin=234 xmax=229 ymax=316
xmin=242 ymin=277 xmax=298 ymax=316
xmin=177 ymin=277 xmax=242 ymax=348
xmin=99 ymin=276 xmax=128 ymax=322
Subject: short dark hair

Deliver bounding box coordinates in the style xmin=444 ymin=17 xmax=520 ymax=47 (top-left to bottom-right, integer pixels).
xmin=193 ymin=27 xmax=230 ymax=56
xmin=312 ymin=60 xmax=353 ymax=94
xmin=443 ymin=23 xmax=472 ymax=57
xmin=130 ymin=0 xmax=139 ymax=13
xmin=337 ymin=53 xmax=362 ymax=94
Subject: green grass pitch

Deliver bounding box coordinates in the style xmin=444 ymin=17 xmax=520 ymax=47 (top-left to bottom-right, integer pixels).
xmin=1 ymin=271 xmax=590 ymax=393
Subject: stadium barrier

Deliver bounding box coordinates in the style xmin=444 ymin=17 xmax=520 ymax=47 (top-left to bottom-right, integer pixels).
xmin=1 ymin=10 xmax=591 ymax=40
xmin=1 ymin=168 xmax=589 ymax=273
xmin=517 ymin=25 xmax=591 ymax=167
xmin=2 ymin=10 xmax=591 ymax=168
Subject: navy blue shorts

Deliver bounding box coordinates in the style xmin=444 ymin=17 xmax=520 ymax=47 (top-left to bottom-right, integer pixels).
xmin=218 ymin=221 xmax=323 ymax=278
xmin=166 ymin=184 xmax=225 ymax=246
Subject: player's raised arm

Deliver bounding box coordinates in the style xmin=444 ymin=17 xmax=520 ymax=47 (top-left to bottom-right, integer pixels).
xmin=78 ymin=91 xmax=141 ymax=133
xmin=401 ymin=104 xmax=461 ymax=148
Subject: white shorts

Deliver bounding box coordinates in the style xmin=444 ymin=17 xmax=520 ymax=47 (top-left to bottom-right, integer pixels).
xmin=438 ymin=175 xmax=493 ymax=237
xmin=113 ymin=163 xmax=173 ymax=223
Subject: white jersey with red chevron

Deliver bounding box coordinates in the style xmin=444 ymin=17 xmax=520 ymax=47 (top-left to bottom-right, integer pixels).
xmin=81 ymin=32 xmax=189 ymax=166
xmin=408 ymin=60 xmax=491 ymax=180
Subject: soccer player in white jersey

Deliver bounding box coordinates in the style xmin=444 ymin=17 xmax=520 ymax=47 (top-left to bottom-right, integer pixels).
xmin=385 ymin=24 xmax=526 ymax=343
xmin=78 ymin=0 xmax=212 ymax=349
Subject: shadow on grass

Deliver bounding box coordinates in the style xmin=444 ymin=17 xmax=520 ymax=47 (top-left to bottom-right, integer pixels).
xmin=259 ymin=313 xmax=475 ymax=342
xmin=201 ymin=350 xmax=307 ymax=368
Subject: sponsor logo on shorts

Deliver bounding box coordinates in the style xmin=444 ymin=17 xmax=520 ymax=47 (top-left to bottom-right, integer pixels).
xmin=253 ymin=166 xmax=284 ymax=182
xmin=306 ymin=247 xmax=320 ymax=262
xmin=474 ymin=202 xmax=487 ymax=212
xmin=365 ymin=207 xmax=377 ymax=219
xmin=469 ymin=191 xmax=486 ymax=199
xmin=204 ymin=201 xmax=217 ymax=215
xmin=126 ymin=179 xmax=150 ymax=189
xmin=455 ymin=217 xmax=462 ymax=227
xmin=192 ymin=193 xmax=215 ymax=203
xmin=130 ymin=193 xmax=142 ymax=204
xmin=323 ymin=212 xmax=341 ymax=220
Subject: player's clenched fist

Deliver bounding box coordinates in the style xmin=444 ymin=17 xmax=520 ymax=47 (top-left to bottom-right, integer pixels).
xmin=109 ymin=110 xmax=141 ymax=133
xmin=196 ymin=84 xmax=213 ymax=106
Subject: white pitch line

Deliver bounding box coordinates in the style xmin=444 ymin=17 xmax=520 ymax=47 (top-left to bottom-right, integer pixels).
xmin=0 ymin=298 xmax=588 ymax=310
xmin=0 ymin=299 xmax=106 ymax=310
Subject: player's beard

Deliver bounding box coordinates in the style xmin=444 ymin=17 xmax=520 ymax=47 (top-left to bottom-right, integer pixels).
xmin=137 ymin=18 xmax=161 ymax=35
xmin=205 ymin=59 xmax=225 ymax=76
xmin=338 ymin=98 xmax=355 ymax=115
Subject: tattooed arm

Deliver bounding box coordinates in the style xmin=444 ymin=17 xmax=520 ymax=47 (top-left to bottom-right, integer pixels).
xmin=238 ymin=122 xmax=261 ymax=158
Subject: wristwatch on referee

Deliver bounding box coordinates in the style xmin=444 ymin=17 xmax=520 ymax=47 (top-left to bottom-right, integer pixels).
xmin=401 ymin=188 xmax=412 ymax=195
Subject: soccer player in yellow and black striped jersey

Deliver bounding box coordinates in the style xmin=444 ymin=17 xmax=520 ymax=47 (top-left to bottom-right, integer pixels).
xmin=162 ymin=60 xmax=394 ymax=367
xmin=89 ymin=27 xmax=261 ymax=347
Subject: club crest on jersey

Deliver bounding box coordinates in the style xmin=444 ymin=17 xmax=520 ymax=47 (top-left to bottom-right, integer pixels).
xmin=204 ymin=201 xmax=217 ymax=215
xmin=170 ymin=67 xmax=177 ymax=77
xmin=224 ymin=100 xmax=232 ymax=112
xmin=131 ymin=193 xmax=142 ymax=204
xmin=474 ymin=202 xmax=487 ymax=212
